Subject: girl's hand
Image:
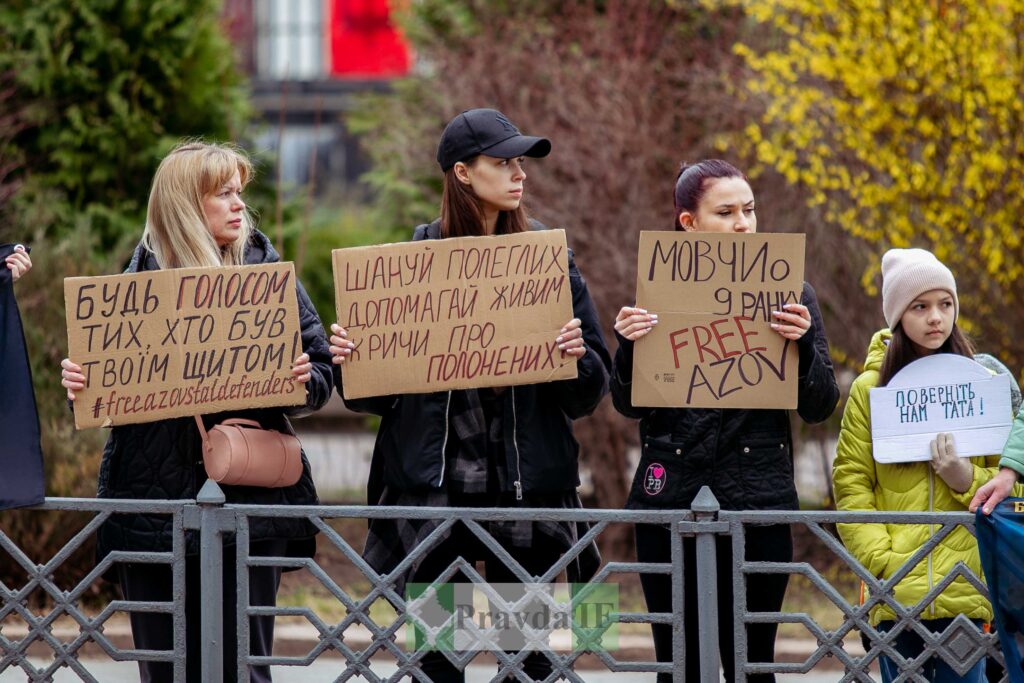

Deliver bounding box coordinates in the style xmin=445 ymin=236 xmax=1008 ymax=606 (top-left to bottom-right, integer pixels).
xmin=6 ymin=245 xmax=31 ymax=282
xmin=929 ymin=432 xmax=972 ymax=493
xmin=770 ymin=303 xmax=811 ymax=340
xmin=970 ymin=466 xmax=1019 ymax=515
xmin=291 ymin=353 xmax=312 ymax=384
xmin=557 ymin=318 xmax=586 ymax=358
xmin=614 ymin=306 xmax=658 ymax=341
xmin=61 ymin=358 xmax=86 ymax=401
xmin=329 ymin=323 xmax=356 ymax=365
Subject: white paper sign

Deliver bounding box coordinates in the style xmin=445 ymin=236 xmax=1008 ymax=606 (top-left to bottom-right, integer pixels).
xmin=869 ymin=354 xmax=1013 ymax=463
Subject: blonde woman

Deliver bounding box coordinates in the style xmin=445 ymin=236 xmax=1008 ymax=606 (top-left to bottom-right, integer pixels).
xmin=61 ymin=142 xmax=333 ymax=682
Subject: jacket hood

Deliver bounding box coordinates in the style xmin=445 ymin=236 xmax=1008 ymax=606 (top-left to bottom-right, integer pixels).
xmin=863 ymin=328 xmax=892 ymax=373
xmin=126 ymin=229 xmax=280 ymax=272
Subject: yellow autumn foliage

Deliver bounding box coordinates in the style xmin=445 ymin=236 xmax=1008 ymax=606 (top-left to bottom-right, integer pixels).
xmin=719 ymin=0 xmax=1024 ymax=368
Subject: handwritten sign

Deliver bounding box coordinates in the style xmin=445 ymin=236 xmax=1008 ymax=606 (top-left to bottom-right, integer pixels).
xmin=869 ymin=354 xmax=1013 ymax=463
xmin=332 ymin=230 xmax=577 ymax=399
xmin=631 ymin=231 xmax=805 ymax=409
xmin=64 ymin=263 xmax=306 ymax=429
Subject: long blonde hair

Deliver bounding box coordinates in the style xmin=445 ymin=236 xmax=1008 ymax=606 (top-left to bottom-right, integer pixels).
xmin=142 ymin=141 xmax=255 ymax=269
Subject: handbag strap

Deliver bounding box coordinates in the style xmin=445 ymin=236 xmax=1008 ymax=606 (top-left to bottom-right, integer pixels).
xmin=194 ymin=415 xmax=210 ymax=445
xmin=220 ymin=418 xmax=262 ymax=428
xmin=194 ymin=416 xmax=263 ymax=442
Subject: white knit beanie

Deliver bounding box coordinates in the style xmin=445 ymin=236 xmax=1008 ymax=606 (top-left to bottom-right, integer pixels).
xmin=881 ymin=248 xmax=958 ymax=329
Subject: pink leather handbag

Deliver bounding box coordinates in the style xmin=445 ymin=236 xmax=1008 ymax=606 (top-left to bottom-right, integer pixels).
xmin=194 ymin=416 xmax=303 ymax=488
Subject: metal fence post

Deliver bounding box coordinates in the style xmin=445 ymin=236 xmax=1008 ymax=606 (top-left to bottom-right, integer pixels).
xmin=198 ymin=479 xmax=227 ymax=683
xmin=691 ymin=486 xmax=721 ymax=683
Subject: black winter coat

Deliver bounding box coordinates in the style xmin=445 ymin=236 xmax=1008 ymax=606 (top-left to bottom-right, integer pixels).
xmin=95 ymin=230 xmax=333 ymax=563
xmin=340 ymin=219 xmax=612 ymax=499
xmin=612 ymin=282 xmax=838 ymax=511
xmin=0 ymin=244 xmax=44 ymax=510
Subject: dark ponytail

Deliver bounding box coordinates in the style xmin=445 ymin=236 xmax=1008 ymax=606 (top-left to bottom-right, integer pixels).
xmin=672 ymin=159 xmax=746 ymax=230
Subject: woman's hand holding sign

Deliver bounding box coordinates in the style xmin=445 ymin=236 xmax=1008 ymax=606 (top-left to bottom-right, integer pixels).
xmin=291 ymin=353 xmax=313 ymax=384
xmin=329 ymin=323 xmax=356 ymax=365
xmin=61 ymin=358 xmax=86 ymax=401
xmin=770 ymin=303 xmax=811 ymax=340
xmin=615 ymin=306 xmax=658 ymax=341
xmin=557 ymin=318 xmax=586 ymax=359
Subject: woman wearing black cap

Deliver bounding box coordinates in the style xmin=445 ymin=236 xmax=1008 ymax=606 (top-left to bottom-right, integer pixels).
xmin=330 ymin=108 xmax=611 ymax=682
xmin=611 ymin=159 xmax=840 ymax=682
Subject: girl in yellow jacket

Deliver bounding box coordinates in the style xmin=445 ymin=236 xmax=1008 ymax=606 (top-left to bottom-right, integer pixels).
xmin=833 ymin=248 xmax=1001 ymax=683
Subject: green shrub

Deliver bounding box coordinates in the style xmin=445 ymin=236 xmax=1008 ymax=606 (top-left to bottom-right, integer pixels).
xmin=0 ymin=0 xmax=249 ymax=247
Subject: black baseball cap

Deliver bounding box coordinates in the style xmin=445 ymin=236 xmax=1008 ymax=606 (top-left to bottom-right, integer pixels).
xmin=436 ymin=108 xmax=551 ymax=171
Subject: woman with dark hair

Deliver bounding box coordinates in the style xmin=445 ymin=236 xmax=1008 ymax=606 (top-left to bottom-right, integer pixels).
xmin=330 ymin=108 xmax=611 ymax=683
xmin=833 ymin=248 xmax=1016 ymax=683
xmin=611 ymin=159 xmax=840 ymax=682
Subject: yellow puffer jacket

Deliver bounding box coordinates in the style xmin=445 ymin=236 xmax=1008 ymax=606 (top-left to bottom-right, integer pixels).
xmin=833 ymin=329 xmax=1013 ymax=626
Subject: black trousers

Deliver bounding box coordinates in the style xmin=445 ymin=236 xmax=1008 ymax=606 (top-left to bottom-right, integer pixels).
xmin=410 ymin=527 xmax=564 ymax=683
xmin=635 ymin=523 xmax=792 ymax=683
xmin=116 ymin=539 xmax=286 ymax=682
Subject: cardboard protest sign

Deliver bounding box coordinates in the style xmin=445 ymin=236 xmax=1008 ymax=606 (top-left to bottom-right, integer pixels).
xmin=64 ymin=263 xmax=306 ymax=429
xmin=869 ymin=354 xmax=1013 ymax=463
xmin=631 ymin=231 xmax=805 ymax=409
xmin=332 ymin=229 xmax=577 ymax=399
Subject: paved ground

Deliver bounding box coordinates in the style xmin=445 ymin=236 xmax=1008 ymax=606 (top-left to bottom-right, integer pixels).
xmin=1 ymin=620 xmax=872 ymax=681
xmin=0 ymin=620 xmax=874 ymax=681
xmin=0 ymin=631 xmax=874 ymax=681
xmin=1 ymin=660 xmax=851 ymax=681
xmin=0 ymin=622 xmax=872 ymax=681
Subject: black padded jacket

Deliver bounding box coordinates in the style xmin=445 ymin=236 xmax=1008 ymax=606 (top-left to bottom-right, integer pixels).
xmin=339 ymin=219 xmax=612 ymax=500
xmin=95 ymin=230 xmax=333 ymax=563
xmin=612 ymin=282 xmax=839 ymax=511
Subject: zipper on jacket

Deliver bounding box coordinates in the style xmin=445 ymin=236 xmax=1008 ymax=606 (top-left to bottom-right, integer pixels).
xmin=927 ymin=465 xmax=935 ymax=618
xmin=511 ymin=387 xmax=523 ymax=501
xmin=436 ymin=391 xmax=453 ymax=488
xmin=712 ymin=410 xmax=724 ymax=471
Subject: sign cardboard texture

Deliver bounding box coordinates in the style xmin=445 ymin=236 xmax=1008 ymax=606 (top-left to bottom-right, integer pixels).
xmin=631 ymin=232 xmax=805 ymax=409
xmin=64 ymin=263 xmax=306 ymax=429
xmin=333 ymin=230 xmax=577 ymax=399
xmin=869 ymin=354 xmax=1013 ymax=463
